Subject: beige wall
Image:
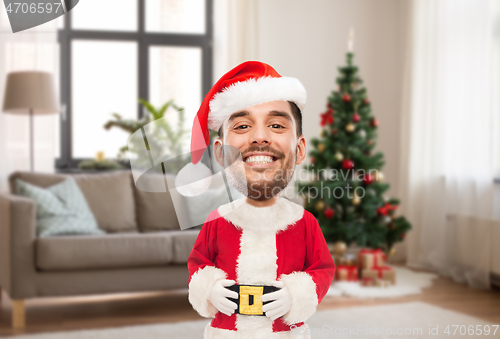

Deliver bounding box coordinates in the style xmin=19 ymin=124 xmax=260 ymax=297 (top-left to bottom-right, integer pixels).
xmin=253 ymin=0 xmax=409 ymax=260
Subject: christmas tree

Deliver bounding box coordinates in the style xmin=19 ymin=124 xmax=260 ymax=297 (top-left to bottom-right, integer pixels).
xmin=297 ymin=52 xmax=411 ymax=253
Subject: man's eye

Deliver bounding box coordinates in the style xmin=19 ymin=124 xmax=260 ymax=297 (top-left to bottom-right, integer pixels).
xmin=235 ymin=125 xmax=249 ymax=130
xmin=270 ymin=124 xmax=284 ymax=129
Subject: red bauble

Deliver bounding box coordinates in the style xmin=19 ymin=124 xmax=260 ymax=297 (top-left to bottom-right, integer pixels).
xmin=401 ymin=233 xmax=406 ymax=239
xmin=352 ymin=113 xmax=361 ymax=123
xmin=310 ymin=157 xmax=315 ymax=163
xmin=327 ymin=108 xmax=334 ymax=115
xmin=342 ymin=159 xmax=354 ymax=169
xmin=320 ymin=111 xmax=334 ymax=126
xmin=324 ymin=208 xmax=334 ymax=219
xmin=342 ymin=94 xmax=351 ymax=102
xmin=363 ymin=174 xmax=374 ymax=184
xmin=363 ymin=98 xmax=370 ymax=105
xmin=370 ymin=118 xmax=379 ymax=128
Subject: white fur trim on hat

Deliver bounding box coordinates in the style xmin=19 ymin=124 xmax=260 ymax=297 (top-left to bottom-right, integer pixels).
xmin=279 ymin=271 xmax=318 ymax=325
xmin=208 ymin=76 xmax=307 ymax=131
xmin=175 ymin=161 xmax=213 ymax=197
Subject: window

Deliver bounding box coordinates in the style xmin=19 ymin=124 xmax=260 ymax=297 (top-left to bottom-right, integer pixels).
xmin=56 ymin=0 xmax=213 ymax=170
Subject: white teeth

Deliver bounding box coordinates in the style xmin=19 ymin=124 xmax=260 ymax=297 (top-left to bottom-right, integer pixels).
xmin=245 ymin=155 xmax=274 ymax=164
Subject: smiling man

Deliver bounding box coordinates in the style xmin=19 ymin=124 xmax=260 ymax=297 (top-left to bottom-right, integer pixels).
xmin=182 ymin=61 xmax=336 ymax=339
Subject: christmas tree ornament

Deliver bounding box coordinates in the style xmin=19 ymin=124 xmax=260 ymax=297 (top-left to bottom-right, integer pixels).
xmin=352 ymin=195 xmax=361 ymax=205
xmin=327 ymin=102 xmax=332 ymax=109
xmin=342 ymin=94 xmax=351 ymax=102
xmin=327 ymin=108 xmax=334 ymax=115
xmin=363 ymin=173 xmax=374 ymax=184
xmin=367 ymin=140 xmax=373 ymax=145
xmin=342 ymin=159 xmax=354 ymax=169
xmin=332 ymin=241 xmax=347 ymax=255
xmin=310 ymin=157 xmax=315 ymax=163
xmin=335 ymin=151 xmax=344 ymax=161
xmin=315 ymin=200 xmax=325 ymax=211
xmin=401 ymin=233 xmax=406 ymax=239
xmin=345 ymin=123 xmax=355 ymax=132
xmin=320 ymin=110 xmax=334 ymax=126
xmin=377 ymin=202 xmax=398 ymax=216
xmin=324 ymin=207 xmax=334 ymax=219
xmin=388 ymin=247 xmax=396 ymax=257
xmin=363 ymin=98 xmax=370 ymax=105
xmin=317 ymin=143 xmax=325 ymax=152
xmin=352 ymin=113 xmax=361 ymax=123
xmin=370 ymin=117 xmax=379 ymax=128
xmin=383 ymin=216 xmax=392 ymax=224
xmin=376 ymin=171 xmax=385 ymax=182
xmin=332 ymin=128 xmax=338 ymax=135
xmin=358 ymin=129 xmax=367 ymax=138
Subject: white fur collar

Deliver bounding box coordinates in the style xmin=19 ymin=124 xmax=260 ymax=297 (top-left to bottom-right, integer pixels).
xmin=217 ymin=196 xmax=304 ymax=234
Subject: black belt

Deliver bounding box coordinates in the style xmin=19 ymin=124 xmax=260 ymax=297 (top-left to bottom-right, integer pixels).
xmin=226 ymin=284 xmax=279 ymax=316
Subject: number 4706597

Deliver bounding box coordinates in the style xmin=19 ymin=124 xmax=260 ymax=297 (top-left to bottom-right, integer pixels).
xmin=444 ymin=325 xmax=498 ymax=335
xmin=5 ymin=2 xmax=63 ymax=14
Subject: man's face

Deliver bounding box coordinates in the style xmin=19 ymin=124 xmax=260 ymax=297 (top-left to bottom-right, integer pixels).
xmin=214 ymin=100 xmax=306 ymax=201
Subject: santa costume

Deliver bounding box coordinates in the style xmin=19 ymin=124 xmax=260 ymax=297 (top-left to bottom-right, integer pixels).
xmin=182 ymin=61 xmax=336 ymax=338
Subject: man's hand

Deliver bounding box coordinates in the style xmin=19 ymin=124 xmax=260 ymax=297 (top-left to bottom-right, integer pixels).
xmin=209 ymin=279 xmax=238 ymax=316
xmin=261 ymin=281 xmax=292 ymax=321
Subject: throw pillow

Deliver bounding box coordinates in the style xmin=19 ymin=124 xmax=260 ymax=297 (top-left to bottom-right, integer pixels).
xmin=16 ymin=178 xmax=105 ymax=237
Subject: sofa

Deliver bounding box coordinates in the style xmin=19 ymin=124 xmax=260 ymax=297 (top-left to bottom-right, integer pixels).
xmin=0 ymin=170 xmax=202 ymax=329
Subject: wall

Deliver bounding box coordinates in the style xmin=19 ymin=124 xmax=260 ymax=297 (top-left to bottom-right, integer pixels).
xmin=250 ymin=0 xmax=409 ymax=260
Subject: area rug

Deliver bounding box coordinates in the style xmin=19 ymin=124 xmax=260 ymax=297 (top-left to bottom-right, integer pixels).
xmin=326 ymin=265 xmax=438 ymax=298
xmin=6 ymin=302 xmax=495 ymax=339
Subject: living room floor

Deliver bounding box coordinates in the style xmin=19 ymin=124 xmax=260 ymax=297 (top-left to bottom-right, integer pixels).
xmin=1 ymin=264 xmax=499 ymax=337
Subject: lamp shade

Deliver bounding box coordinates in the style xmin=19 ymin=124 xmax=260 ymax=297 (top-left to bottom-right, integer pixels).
xmin=2 ymin=71 xmax=59 ymax=115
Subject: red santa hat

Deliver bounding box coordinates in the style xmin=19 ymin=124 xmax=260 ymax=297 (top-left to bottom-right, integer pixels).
xmin=175 ymin=61 xmax=307 ymax=196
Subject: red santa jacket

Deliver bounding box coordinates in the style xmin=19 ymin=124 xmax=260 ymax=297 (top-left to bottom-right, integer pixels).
xmin=187 ymin=197 xmax=336 ymax=339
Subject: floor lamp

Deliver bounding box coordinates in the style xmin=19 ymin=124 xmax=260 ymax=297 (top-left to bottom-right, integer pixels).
xmin=2 ymin=71 xmax=59 ymax=172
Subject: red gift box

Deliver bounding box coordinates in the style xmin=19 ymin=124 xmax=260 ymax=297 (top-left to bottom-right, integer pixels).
xmin=336 ymin=264 xmax=358 ymax=282
xmin=358 ymin=248 xmax=387 ymax=270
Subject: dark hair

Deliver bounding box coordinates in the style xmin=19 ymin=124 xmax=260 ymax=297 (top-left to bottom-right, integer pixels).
xmin=217 ymin=101 xmax=303 ymax=140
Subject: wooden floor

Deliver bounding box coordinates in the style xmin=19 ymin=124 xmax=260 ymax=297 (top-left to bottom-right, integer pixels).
xmin=1 ymin=264 xmax=499 ymax=337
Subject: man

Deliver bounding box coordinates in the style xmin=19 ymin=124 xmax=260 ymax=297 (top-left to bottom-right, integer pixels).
xmin=181 ymin=61 xmax=335 ymax=338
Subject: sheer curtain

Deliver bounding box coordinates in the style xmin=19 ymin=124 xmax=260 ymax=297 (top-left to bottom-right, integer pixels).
xmin=0 ymin=12 xmax=59 ymax=192
xmin=213 ymin=0 xmax=259 ymax=80
xmin=399 ymin=0 xmax=497 ymax=289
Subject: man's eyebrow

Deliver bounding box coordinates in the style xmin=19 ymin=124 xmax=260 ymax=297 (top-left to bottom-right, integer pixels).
xmin=268 ymin=110 xmax=293 ymax=123
xmin=227 ymin=110 xmax=250 ymax=124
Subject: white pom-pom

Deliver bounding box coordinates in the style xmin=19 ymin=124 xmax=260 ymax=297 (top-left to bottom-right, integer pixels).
xmin=175 ymin=162 xmax=213 ymax=196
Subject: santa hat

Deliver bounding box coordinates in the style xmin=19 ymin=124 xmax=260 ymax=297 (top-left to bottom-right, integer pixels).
xmin=175 ymin=61 xmax=307 ymax=196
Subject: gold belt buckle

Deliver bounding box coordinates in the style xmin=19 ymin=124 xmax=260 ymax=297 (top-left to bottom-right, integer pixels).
xmin=226 ymin=284 xmax=279 ymax=316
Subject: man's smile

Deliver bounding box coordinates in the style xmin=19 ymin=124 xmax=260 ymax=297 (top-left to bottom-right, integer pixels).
xmin=243 ymin=152 xmax=280 ymax=167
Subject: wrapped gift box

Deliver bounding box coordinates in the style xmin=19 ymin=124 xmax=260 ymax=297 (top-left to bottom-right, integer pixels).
xmin=335 ymin=265 xmax=358 ymax=282
xmin=358 ymin=248 xmax=386 ymax=270
xmin=360 ymin=277 xmax=374 ymax=287
xmin=361 ymin=266 xmax=396 ymax=285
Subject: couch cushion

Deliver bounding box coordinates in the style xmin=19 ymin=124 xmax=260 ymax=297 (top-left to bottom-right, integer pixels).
xmin=72 ymin=171 xmax=137 ymax=233
xmin=9 ymin=171 xmax=137 ymax=233
xmin=16 ymin=178 xmax=104 ymax=237
xmin=133 ymin=173 xmax=191 ymax=232
xmin=169 ymin=229 xmax=200 ymax=264
xmin=36 ymin=233 xmax=174 ymax=271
